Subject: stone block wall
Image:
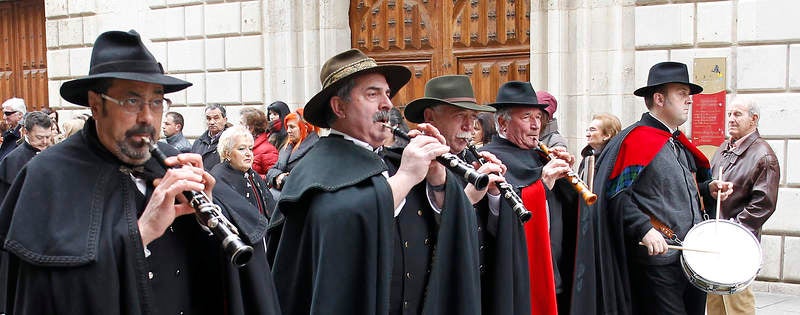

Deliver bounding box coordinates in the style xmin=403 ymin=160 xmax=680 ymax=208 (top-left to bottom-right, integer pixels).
xmin=44 ymin=0 xmax=350 ymax=138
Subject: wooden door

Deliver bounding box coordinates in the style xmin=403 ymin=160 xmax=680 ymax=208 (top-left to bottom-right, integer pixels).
xmin=0 ymin=0 xmax=48 ymax=111
xmin=350 ymin=0 xmax=530 ymax=111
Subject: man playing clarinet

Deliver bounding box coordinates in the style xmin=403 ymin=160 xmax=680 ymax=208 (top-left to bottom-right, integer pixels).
xmin=479 ymin=81 xmax=579 ymax=315
xmin=403 ymin=75 xmax=530 ymax=315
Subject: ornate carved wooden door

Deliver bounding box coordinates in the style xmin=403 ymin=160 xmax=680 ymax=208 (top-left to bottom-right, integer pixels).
xmin=0 ymin=0 xmax=48 ymax=111
xmin=350 ymin=0 xmax=530 ymax=111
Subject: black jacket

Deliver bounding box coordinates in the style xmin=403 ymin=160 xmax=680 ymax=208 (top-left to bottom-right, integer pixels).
xmin=270 ymin=135 xmax=481 ymax=315
xmin=0 ymin=118 xmax=280 ymax=314
xmin=0 ymin=141 xmax=39 ymax=201
xmin=191 ymin=128 xmax=225 ymax=170
xmin=0 ymin=125 xmax=22 ymax=161
xmin=211 ymin=162 xmax=276 ymax=219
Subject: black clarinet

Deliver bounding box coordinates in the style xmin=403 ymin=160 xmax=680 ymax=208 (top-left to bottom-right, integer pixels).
xmin=466 ymin=144 xmax=532 ymax=223
xmin=380 ymin=123 xmax=489 ymax=190
xmin=143 ymin=138 xmax=253 ymax=267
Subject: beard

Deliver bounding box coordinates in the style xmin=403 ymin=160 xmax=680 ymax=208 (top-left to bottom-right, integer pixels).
xmin=116 ymin=124 xmax=156 ymax=164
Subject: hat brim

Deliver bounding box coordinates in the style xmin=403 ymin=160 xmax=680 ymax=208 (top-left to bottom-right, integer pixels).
xmin=304 ymin=65 xmax=411 ymax=128
xmin=60 ymin=72 xmax=192 ymax=106
xmin=404 ymin=98 xmax=495 ymax=123
xmin=486 ymin=101 xmax=548 ymax=109
xmin=633 ymin=82 xmax=703 ymax=97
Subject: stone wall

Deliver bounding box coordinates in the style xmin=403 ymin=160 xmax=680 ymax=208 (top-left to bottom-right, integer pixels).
xmin=44 ymin=0 xmax=350 ymax=138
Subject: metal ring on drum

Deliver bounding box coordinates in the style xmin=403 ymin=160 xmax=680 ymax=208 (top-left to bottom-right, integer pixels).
xmin=680 ymin=219 xmax=762 ymax=295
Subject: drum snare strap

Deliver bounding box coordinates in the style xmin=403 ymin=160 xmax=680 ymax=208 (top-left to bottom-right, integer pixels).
xmin=649 ymin=215 xmax=682 ymax=245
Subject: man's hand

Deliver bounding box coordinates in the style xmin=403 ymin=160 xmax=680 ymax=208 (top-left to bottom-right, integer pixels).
xmin=641 ymin=228 xmax=668 ymax=256
xmin=464 ymin=151 xmax=507 ymax=203
xmin=138 ymin=153 xmax=215 ymax=247
xmin=541 ymin=158 xmax=571 ymax=190
xmin=548 ymin=146 xmax=576 ymax=168
xmin=709 ymin=180 xmax=734 ymax=201
xmin=388 ymin=123 xmax=450 ymax=208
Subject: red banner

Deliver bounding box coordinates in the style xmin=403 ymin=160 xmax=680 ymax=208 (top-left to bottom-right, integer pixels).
xmin=691 ymin=91 xmax=726 ymax=146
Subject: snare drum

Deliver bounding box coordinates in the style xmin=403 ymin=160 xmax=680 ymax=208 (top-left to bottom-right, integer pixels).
xmin=680 ymin=219 xmax=762 ymax=295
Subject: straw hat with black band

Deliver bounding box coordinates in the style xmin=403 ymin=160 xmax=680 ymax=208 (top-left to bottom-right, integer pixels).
xmin=303 ymin=49 xmax=411 ymax=128
xmin=403 ymin=75 xmax=494 ymax=124
xmin=60 ymin=30 xmax=191 ymax=106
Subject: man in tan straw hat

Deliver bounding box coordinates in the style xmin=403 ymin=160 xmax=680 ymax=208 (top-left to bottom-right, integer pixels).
xmin=0 ymin=30 xmax=280 ymax=314
xmin=270 ymin=49 xmax=482 ymax=315
xmin=405 ymin=75 xmax=530 ymax=314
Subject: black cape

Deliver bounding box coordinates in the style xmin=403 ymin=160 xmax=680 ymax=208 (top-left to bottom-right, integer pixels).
xmin=271 ymin=135 xmax=481 ymax=315
xmin=0 ymin=118 xmax=280 ymax=314
xmin=461 ymin=149 xmax=531 ymax=315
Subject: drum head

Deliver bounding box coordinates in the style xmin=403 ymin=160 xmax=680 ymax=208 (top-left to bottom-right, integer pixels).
xmin=682 ymin=220 xmax=762 ymax=285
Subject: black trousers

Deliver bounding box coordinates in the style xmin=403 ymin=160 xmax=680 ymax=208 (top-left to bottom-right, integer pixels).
xmin=630 ymin=260 xmax=706 ymax=315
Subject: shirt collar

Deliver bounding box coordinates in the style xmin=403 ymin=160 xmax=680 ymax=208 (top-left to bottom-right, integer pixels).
xmin=730 ymin=129 xmax=757 ymax=149
xmin=329 ymin=129 xmax=375 ymax=152
xmin=647 ymin=112 xmax=677 ymax=134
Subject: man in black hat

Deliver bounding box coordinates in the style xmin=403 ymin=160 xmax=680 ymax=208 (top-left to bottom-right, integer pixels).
xmin=270 ymin=49 xmax=481 ymax=315
xmin=585 ymin=61 xmax=733 ymax=315
xmin=404 ymin=75 xmax=530 ymax=315
xmin=478 ymin=81 xmax=579 ymax=315
xmin=0 ymin=30 xmax=279 ymax=314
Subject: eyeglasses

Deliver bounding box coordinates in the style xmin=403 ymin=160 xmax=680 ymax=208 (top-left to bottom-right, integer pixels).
xmin=3 ymin=111 xmax=17 ymax=116
xmin=100 ymin=94 xmax=171 ymax=114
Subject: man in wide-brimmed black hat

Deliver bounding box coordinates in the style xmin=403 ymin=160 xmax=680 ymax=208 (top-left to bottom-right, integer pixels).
xmin=405 ymin=75 xmax=531 ymax=314
xmin=0 ymin=30 xmax=280 ymax=314
xmin=582 ymin=61 xmax=733 ymax=315
xmin=270 ymin=49 xmax=482 ymax=315
xmin=478 ymin=80 xmax=579 ymax=315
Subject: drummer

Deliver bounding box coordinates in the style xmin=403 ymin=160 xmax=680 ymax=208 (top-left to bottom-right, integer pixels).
xmin=704 ymin=95 xmax=780 ymax=315
xmin=591 ymin=62 xmax=733 ymax=315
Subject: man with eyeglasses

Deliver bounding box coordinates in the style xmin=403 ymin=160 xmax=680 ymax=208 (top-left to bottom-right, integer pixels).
xmin=0 ymin=30 xmax=280 ymax=314
xmin=0 ymin=97 xmax=27 ymax=160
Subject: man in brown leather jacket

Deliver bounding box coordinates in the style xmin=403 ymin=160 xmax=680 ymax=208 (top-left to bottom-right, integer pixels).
xmin=706 ymin=95 xmax=780 ymax=315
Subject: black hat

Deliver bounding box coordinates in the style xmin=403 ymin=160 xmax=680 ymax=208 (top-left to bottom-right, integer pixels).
xmin=633 ymin=61 xmax=703 ymax=97
xmin=403 ymin=75 xmax=495 ymax=123
xmin=486 ymin=81 xmax=547 ymax=109
xmin=60 ymin=30 xmax=192 ymax=106
xmin=303 ymin=49 xmax=411 ymax=128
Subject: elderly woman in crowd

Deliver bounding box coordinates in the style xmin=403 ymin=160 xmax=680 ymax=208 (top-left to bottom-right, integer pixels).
xmin=266 ymin=101 xmax=291 ymax=149
xmin=239 ymin=107 xmax=279 ymax=177
xmin=578 ymin=113 xmax=621 ymax=189
xmin=56 ymin=117 xmax=86 ymax=143
xmin=266 ymin=108 xmax=319 ymax=192
xmin=210 ymin=125 xmax=276 ymax=220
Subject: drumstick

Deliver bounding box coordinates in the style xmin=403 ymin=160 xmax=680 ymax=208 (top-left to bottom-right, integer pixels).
xmin=716 ymin=167 xmax=723 ymax=222
xmin=638 ymin=242 xmax=719 ymax=254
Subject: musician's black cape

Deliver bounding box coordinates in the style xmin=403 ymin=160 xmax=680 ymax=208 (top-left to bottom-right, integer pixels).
xmin=462 ymin=148 xmax=531 ymax=315
xmin=270 ymin=135 xmax=481 ymax=314
xmin=0 ymin=118 xmax=281 ymax=314
xmin=479 ymin=135 xmax=579 ymax=314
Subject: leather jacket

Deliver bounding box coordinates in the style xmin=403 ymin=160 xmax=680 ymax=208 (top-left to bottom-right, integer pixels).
xmin=709 ymin=130 xmax=780 ymax=237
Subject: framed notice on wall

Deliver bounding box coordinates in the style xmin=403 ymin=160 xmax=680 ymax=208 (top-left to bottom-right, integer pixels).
xmin=691 ymin=58 xmax=727 ymax=152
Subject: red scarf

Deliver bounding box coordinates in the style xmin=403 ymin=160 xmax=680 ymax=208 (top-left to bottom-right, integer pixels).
xmin=521 ymin=181 xmax=558 ymax=315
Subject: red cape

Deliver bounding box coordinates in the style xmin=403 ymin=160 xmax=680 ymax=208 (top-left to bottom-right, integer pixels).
xmin=521 ymin=180 xmax=558 ymax=315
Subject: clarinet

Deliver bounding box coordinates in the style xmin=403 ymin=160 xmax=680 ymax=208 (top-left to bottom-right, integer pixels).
xmin=466 ymin=144 xmax=532 ymax=223
xmin=380 ymin=123 xmax=489 ymax=190
xmin=538 ymin=143 xmax=598 ymax=205
xmin=143 ymin=138 xmax=254 ymax=267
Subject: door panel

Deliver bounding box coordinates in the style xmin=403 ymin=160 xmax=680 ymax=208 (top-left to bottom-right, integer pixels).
xmin=0 ymin=0 xmax=48 ymax=111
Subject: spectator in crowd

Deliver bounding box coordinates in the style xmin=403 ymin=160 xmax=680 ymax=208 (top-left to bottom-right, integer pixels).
xmin=191 ymin=103 xmax=229 ymax=170
xmin=472 ymin=112 xmax=496 ymax=148
xmin=577 ymin=113 xmax=621 ymax=189
xmin=536 ymin=91 xmax=568 ymax=149
xmin=266 ymin=101 xmax=290 ymax=149
xmin=57 ymin=118 xmax=86 ymax=143
xmin=0 ymin=111 xmax=53 ymax=198
xmin=705 ymin=96 xmax=780 ymax=315
xmin=41 ymin=107 xmax=61 ymax=144
xmin=211 ymin=125 xmax=276 ymax=221
xmin=162 ymin=111 xmax=192 ymax=153
xmin=239 ymin=107 xmax=278 ymax=177
xmin=0 ymin=98 xmax=27 ymax=159
xmin=0 ymin=29 xmax=279 ymax=315
xmin=381 ymin=107 xmax=409 ymax=149
xmin=265 ymin=108 xmax=319 ymax=192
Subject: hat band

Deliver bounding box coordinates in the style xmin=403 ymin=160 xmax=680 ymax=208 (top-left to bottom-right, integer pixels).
xmin=90 ymin=60 xmax=164 ymax=75
xmin=322 ymin=58 xmax=379 ymax=88
xmin=444 ymin=96 xmax=477 ymax=104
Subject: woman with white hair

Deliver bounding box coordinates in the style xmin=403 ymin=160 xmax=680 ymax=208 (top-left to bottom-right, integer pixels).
xmin=210 ymin=125 xmax=276 ymax=220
